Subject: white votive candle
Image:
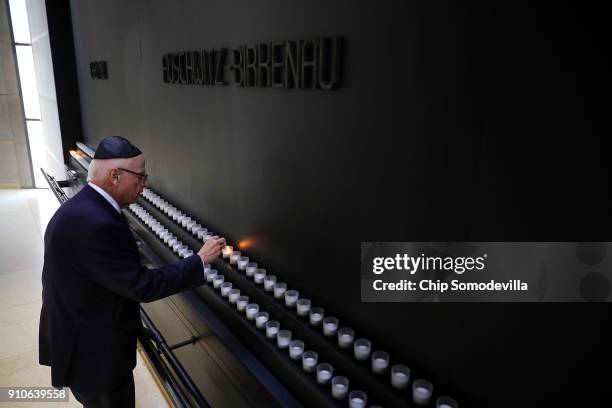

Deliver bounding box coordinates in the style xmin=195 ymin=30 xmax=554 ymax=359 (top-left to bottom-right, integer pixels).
xmin=289 ymin=340 xmax=304 ymax=360
xmin=436 ymin=396 xmax=458 ymax=408
xmin=331 ymin=376 xmax=349 ymax=400
xmin=265 ymin=320 xmax=280 ymax=339
xmin=222 ymin=246 xmax=233 ymax=259
xmin=255 ymin=311 xmax=269 ymax=329
xmin=412 ymin=379 xmax=433 ymax=406
xmin=354 ymin=338 xmax=371 ymax=361
xmin=309 ymin=307 xmax=324 ymax=326
xmin=205 ymin=268 xmax=217 ymax=283
xmin=337 ymin=327 xmax=355 ymax=349
xmin=245 ymin=262 xmax=258 ymax=277
xmin=212 ymin=275 xmax=225 ymax=289
xmin=229 ymin=251 xmax=242 ymax=265
xmin=237 ymin=256 xmax=250 ymax=270
xmin=322 ymin=317 xmax=339 ymax=337
xmin=349 ymin=390 xmax=367 ymax=408
xmin=273 ymin=282 xmax=287 ymax=299
xmin=263 ymin=275 xmax=277 ymax=291
xmin=236 ymin=296 xmax=249 ymax=312
xmin=228 ymin=288 xmax=241 ymax=304
xmin=284 ymin=290 xmax=299 ymax=307
xmin=220 ymin=282 xmax=233 ymax=297
xmin=316 ymin=363 xmax=333 ymax=385
xmin=254 ymin=268 xmax=266 ymax=284
xmin=391 ymin=364 xmax=411 ymax=389
xmin=245 ymin=303 xmax=259 ymax=320
xmin=371 ymin=351 xmax=390 ymax=374
xmin=276 ymin=330 xmax=292 ymax=349
xmin=296 ymin=298 xmax=311 ymax=316
xmin=302 ymin=351 xmax=318 ymax=372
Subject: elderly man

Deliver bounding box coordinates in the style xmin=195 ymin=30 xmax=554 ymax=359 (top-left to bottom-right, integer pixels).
xmin=39 ymin=136 xmax=224 ymax=408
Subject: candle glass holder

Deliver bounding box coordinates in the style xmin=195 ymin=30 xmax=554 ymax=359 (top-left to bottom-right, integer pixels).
xmin=322 ymin=317 xmax=339 ymax=337
xmin=236 ymin=296 xmax=249 ymax=312
xmin=229 ymin=251 xmax=242 ymax=265
xmin=284 ymin=290 xmax=299 ymax=307
xmin=301 ymin=351 xmax=318 ymax=372
xmin=412 ymin=379 xmax=433 ymax=406
xmin=222 ymin=246 xmax=233 ymax=259
xmin=263 ymin=275 xmax=277 ymax=291
xmin=349 ymin=390 xmax=367 ymax=408
xmin=371 ymin=350 xmax=390 ymax=374
xmin=273 ymin=282 xmax=287 ymax=299
xmin=255 ymin=311 xmax=269 ymax=329
xmin=436 ymin=396 xmax=459 ymax=408
xmin=331 ymin=376 xmax=349 ymax=400
xmin=245 ymin=303 xmax=259 ymax=320
xmin=265 ymin=320 xmax=280 ymax=339
xmin=245 ymin=262 xmax=258 ymax=277
xmin=276 ymin=330 xmax=292 ymax=349
xmin=337 ymin=327 xmax=355 ymax=349
xmin=296 ymin=298 xmax=311 ymax=316
xmin=354 ymin=338 xmax=371 ymax=362
xmin=220 ymin=282 xmax=233 ymax=297
xmin=391 ymin=364 xmax=411 ymax=389
xmin=228 ymin=288 xmax=241 ymax=304
xmin=316 ymin=363 xmax=333 ymax=385
xmin=289 ymin=340 xmax=304 ymax=360
xmin=237 ymin=256 xmax=250 ymax=270
xmin=254 ymin=269 xmax=266 ymax=284
xmin=212 ymin=275 xmax=225 ymax=289
xmin=309 ymin=307 xmax=324 ymax=326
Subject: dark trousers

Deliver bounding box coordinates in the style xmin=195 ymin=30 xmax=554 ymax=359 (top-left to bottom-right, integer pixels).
xmin=71 ymin=373 xmax=135 ymax=408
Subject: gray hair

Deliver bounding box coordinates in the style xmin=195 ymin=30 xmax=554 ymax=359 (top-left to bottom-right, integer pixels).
xmin=87 ymin=158 xmax=130 ymax=182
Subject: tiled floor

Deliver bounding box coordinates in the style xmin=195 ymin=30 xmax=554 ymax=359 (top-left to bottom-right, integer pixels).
xmin=0 ymin=189 xmax=170 ymax=408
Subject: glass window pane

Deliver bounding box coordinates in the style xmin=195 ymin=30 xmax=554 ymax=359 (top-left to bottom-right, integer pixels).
xmin=8 ymin=0 xmax=31 ymax=43
xmin=27 ymin=120 xmax=47 ymax=188
xmin=15 ymin=45 xmax=41 ymax=119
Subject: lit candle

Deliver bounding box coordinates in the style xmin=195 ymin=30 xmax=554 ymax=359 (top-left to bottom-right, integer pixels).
xmin=322 ymin=317 xmax=339 ymax=337
xmin=263 ymin=275 xmax=277 ymax=291
xmin=273 ymin=282 xmax=287 ymax=299
xmin=245 ymin=303 xmax=259 ymax=320
xmin=236 ymin=296 xmax=249 ymax=312
xmin=331 ymin=376 xmax=349 ymax=400
xmin=255 ymin=311 xmax=269 ymax=328
xmin=228 ymin=288 xmax=241 ymax=304
xmin=349 ymin=390 xmax=367 ymax=408
xmin=284 ymin=290 xmax=299 ymax=307
xmin=229 ymin=251 xmax=242 ymax=265
xmin=302 ymin=351 xmax=318 ymax=372
xmin=276 ymin=330 xmax=292 ymax=349
xmin=309 ymin=307 xmax=324 ymax=326
xmin=222 ymin=245 xmax=233 ymax=259
xmin=289 ymin=340 xmax=304 ymax=360
xmin=391 ymin=364 xmax=411 ymax=389
xmin=237 ymin=256 xmax=250 ymax=270
xmin=296 ymin=298 xmax=311 ymax=316
xmin=412 ymin=379 xmax=433 ymax=406
xmin=371 ymin=351 xmax=390 ymax=374
xmin=245 ymin=262 xmax=258 ymax=277
xmin=338 ymin=327 xmax=355 ymax=349
xmin=265 ymin=320 xmax=280 ymax=339
xmin=220 ymin=282 xmax=233 ymax=297
xmin=353 ymin=338 xmax=371 ymax=361
xmin=254 ymin=268 xmax=266 ymax=284
xmin=212 ymin=275 xmax=225 ymax=289
xmin=316 ymin=363 xmax=333 ymax=385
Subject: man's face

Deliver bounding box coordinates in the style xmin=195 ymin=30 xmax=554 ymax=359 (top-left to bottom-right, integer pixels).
xmin=114 ymin=154 xmax=148 ymax=207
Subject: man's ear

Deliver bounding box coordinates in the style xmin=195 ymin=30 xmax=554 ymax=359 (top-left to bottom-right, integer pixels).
xmin=110 ymin=168 xmax=120 ymax=185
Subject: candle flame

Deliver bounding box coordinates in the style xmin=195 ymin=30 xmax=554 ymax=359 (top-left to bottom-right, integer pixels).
xmin=238 ymin=238 xmax=256 ymax=250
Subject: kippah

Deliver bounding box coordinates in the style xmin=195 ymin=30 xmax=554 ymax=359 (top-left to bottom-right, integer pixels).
xmin=93 ymin=136 xmax=142 ymax=159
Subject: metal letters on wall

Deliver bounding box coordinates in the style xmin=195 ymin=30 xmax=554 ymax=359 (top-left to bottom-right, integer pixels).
xmin=90 ymin=61 xmax=108 ymax=80
xmin=162 ymin=37 xmax=343 ymax=90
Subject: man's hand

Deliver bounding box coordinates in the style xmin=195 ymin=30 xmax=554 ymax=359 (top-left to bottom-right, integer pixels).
xmin=197 ymin=236 xmax=226 ymax=264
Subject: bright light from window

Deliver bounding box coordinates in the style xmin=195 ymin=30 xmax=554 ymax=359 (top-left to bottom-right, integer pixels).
xmin=15 ymin=45 xmax=41 ymax=119
xmin=8 ymin=0 xmax=31 ymax=43
xmin=27 ymin=120 xmax=47 ymax=188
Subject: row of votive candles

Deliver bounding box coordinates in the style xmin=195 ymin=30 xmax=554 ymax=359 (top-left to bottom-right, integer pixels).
xmin=128 ymin=204 xmax=194 ymax=258
xmin=138 ymin=192 xmax=458 ymax=408
xmin=141 ymin=188 xmax=214 ymax=241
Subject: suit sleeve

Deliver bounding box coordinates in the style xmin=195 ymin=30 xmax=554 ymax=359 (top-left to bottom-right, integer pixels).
xmin=82 ymin=222 xmax=206 ymax=303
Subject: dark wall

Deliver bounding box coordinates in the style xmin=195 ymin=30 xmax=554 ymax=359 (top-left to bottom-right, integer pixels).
xmin=65 ymin=1 xmax=610 ymax=406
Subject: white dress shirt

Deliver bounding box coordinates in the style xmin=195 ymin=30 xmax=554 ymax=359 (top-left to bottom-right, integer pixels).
xmin=88 ymin=182 xmax=121 ymax=214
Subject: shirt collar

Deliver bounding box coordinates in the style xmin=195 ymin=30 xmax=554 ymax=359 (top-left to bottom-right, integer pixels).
xmin=88 ymin=182 xmax=122 ymax=214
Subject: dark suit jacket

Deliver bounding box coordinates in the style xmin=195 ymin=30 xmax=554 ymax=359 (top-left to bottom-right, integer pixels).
xmin=39 ymin=184 xmax=205 ymax=391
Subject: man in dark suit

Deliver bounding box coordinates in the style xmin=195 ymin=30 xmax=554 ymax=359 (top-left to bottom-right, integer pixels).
xmin=39 ymin=136 xmax=225 ymax=408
